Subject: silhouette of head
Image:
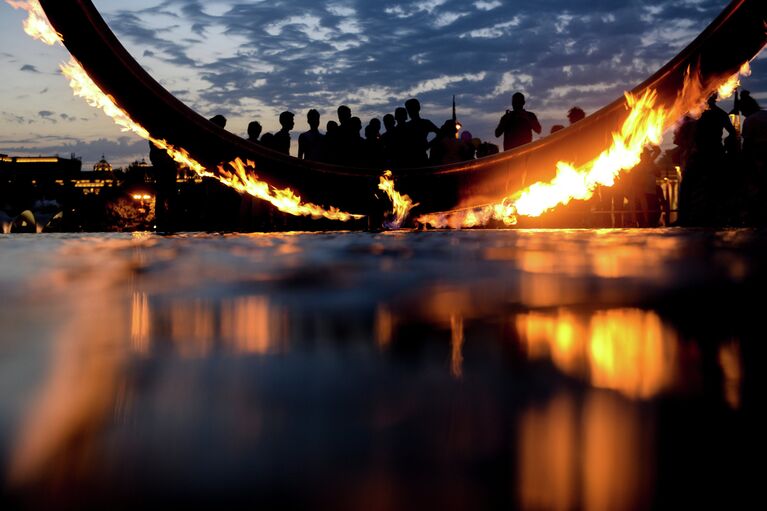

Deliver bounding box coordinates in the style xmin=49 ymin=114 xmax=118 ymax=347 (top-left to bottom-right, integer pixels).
xmin=383 ymin=113 xmax=395 ymax=131
xmin=441 ymin=119 xmax=457 ymax=137
xmin=209 ymin=114 xmax=227 ymax=128
xmin=279 ymin=111 xmax=295 ymax=131
xmin=405 ymin=98 xmax=421 ymax=119
xmin=326 ymin=120 xmax=339 ymax=133
xmin=350 ymin=116 xmax=362 ymax=134
xmin=394 ymin=107 xmax=408 ymax=126
xmin=337 ymin=105 xmax=352 ymax=124
xmin=511 ymin=92 xmax=525 ymax=111
xmin=369 ymin=118 xmax=381 ymax=132
xmin=707 ymin=93 xmax=718 ymax=108
xmin=307 ymin=109 xmax=320 ymax=129
xmin=550 ymin=124 xmax=565 ymax=134
xmin=567 ymin=106 xmax=585 ymax=124
xmin=247 ymin=121 xmax=262 ymax=140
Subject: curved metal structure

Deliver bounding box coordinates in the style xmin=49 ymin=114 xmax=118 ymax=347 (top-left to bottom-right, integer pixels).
xmin=39 ymin=0 xmax=767 ymax=216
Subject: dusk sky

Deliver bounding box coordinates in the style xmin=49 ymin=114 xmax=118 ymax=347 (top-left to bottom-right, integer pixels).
xmin=1 ymin=0 xmax=765 ymax=169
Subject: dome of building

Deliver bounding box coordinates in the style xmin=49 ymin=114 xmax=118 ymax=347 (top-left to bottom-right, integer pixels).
xmin=93 ymin=155 xmax=112 ymax=172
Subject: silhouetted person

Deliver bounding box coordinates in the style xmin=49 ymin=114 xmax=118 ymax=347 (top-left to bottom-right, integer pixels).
xmin=209 ymin=114 xmax=227 ymax=129
xmin=322 ymin=120 xmax=340 ymax=163
xmin=149 ymin=141 xmax=178 ymax=231
xmin=550 ymin=124 xmax=565 ymax=134
xmin=629 ymin=145 xmax=662 ymax=227
xmin=381 ymin=113 xmax=398 ymax=167
xmin=346 ymin=116 xmax=365 ymax=165
xmin=298 ymin=109 xmax=323 ymax=161
xmin=247 ymin=121 xmax=262 ymax=142
xmin=567 ymin=106 xmax=586 ymax=125
xmin=741 ymin=91 xmax=767 ymax=222
xmin=495 ymin=92 xmax=541 ymax=151
xmin=403 ymin=98 xmax=439 ymax=167
xmin=272 ymin=111 xmax=294 ymax=155
xmin=363 ymin=120 xmax=384 ymax=168
xmin=459 ymin=131 xmax=476 ymax=160
xmin=430 ymin=120 xmax=463 ymax=165
xmin=683 ymin=93 xmax=736 ymax=225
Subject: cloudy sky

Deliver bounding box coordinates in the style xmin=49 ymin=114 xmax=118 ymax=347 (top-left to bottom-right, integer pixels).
xmin=1 ymin=0 xmax=765 ymax=168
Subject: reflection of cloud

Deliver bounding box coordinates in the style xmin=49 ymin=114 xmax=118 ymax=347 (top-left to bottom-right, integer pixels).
xmin=20 ymin=64 xmax=39 ymax=73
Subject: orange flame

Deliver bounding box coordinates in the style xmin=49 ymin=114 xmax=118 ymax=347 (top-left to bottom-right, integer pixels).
xmin=418 ymin=60 xmax=758 ymax=229
xmin=378 ymin=170 xmax=417 ymax=228
xmin=5 ymin=0 xmax=62 ymax=46
xmin=16 ymin=0 xmax=361 ymax=223
xmin=717 ymin=61 xmax=751 ymax=99
xmin=218 ymin=158 xmax=363 ymax=221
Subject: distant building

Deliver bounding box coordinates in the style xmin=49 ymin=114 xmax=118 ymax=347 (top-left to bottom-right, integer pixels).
xmin=72 ymin=154 xmax=117 ymax=195
xmin=0 ymin=154 xmax=82 ymax=192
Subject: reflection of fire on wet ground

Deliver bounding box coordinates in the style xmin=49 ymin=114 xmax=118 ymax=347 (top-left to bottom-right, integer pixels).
xmin=0 ymin=231 xmax=759 ymax=509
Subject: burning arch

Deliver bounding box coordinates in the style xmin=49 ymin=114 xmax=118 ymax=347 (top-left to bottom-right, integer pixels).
xmin=30 ymin=0 xmax=767 ymax=219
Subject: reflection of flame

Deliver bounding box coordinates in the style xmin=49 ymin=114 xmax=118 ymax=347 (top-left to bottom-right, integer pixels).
xmin=6 ymin=0 xmax=62 ymax=46
xmin=518 ymin=309 xmax=679 ymax=399
xmin=418 ymin=59 xmax=759 ymax=228
xmin=718 ymin=341 xmax=742 ymax=410
xmin=378 ymin=170 xmax=417 ymax=229
xmin=16 ymin=1 xmax=361 ymax=223
xmin=518 ymin=392 xmax=652 ymax=511
xmin=450 ymin=314 xmax=464 ymax=379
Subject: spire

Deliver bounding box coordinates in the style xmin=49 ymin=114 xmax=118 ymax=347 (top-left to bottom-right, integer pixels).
xmin=452 ymin=95 xmax=456 ymax=122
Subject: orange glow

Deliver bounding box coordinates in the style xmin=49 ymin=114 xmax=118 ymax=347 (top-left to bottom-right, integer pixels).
xmin=518 ymin=391 xmax=652 ymax=511
xmin=517 ymin=308 xmax=680 ymax=399
xmin=131 ymin=292 xmax=150 ymax=354
xmin=378 ymin=170 xmax=416 ymax=228
xmin=718 ymin=341 xmax=742 ymax=409
xmin=218 ymin=158 xmax=364 ymax=221
xmin=450 ymin=314 xmax=464 ymax=379
xmin=418 ymin=60 xmax=758 ymax=229
xmin=717 ymin=61 xmax=751 ymax=99
xmin=220 ymin=296 xmax=275 ymax=354
xmin=16 ymin=4 xmax=362 ymax=223
xmin=6 ymin=0 xmax=62 ymax=46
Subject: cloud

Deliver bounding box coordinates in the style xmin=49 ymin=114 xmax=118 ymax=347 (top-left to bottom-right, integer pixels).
xmin=4 ymin=0 xmax=765 ymax=152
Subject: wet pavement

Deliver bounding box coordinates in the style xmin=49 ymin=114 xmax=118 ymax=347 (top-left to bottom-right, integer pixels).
xmin=0 ymin=229 xmax=765 ymax=510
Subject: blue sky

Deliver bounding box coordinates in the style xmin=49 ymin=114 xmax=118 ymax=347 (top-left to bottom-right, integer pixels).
xmin=1 ymin=0 xmax=765 ymax=168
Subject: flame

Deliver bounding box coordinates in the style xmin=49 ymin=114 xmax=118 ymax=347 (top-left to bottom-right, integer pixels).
xmin=5 ymin=0 xmax=62 ymax=46
xmin=717 ymin=61 xmax=751 ymax=99
xmin=418 ymin=60 xmax=758 ymax=229
xmin=378 ymin=170 xmax=417 ymax=229
xmin=18 ymin=1 xmax=362 ymax=223
xmin=218 ymin=158 xmax=363 ymax=221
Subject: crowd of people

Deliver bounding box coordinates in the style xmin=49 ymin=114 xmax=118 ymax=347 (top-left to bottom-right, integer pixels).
xmin=150 ymin=88 xmax=767 ymax=230
xmin=200 ymin=92 xmax=589 ymax=170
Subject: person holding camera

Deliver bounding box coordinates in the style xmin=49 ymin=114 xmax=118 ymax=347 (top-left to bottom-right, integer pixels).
xmin=495 ymin=92 xmax=542 ymax=151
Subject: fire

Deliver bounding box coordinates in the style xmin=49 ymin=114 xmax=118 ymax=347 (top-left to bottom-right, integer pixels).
xmin=418 ymin=60 xmax=758 ymax=229
xmin=5 ymin=0 xmax=62 ymax=46
xmin=717 ymin=61 xmax=751 ymax=99
xmin=218 ymin=158 xmax=363 ymax=221
xmin=378 ymin=170 xmax=417 ymax=229
xmin=16 ymin=1 xmax=362 ymax=223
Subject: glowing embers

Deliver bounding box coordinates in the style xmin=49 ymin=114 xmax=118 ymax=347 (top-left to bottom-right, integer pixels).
xmin=517 ymin=308 xmax=682 ymax=399
xmin=6 ymin=0 xmax=62 ymax=46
